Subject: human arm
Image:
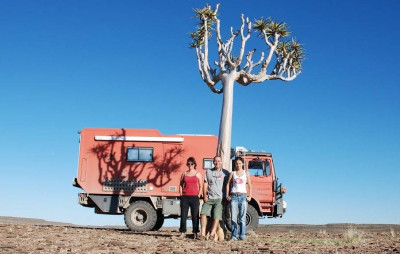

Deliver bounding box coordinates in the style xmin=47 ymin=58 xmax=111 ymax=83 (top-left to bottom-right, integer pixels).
xmin=179 ymin=172 xmax=185 ymax=196
xmin=196 ymin=172 xmax=203 ymax=198
xmin=203 ymin=170 xmax=209 ymax=202
xmin=203 ymin=182 xmax=209 ymax=202
xmin=226 ymin=172 xmax=233 ymax=201
xmin=246 ymin=171 xmax=252 ymax=201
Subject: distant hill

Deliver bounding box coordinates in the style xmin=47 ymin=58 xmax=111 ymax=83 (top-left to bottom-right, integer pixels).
xmin=0 ymin=216 xmax=76 ymax=227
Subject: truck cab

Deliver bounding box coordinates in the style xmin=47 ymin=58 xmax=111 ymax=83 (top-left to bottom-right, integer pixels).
xmin=225 ymin=147 xmax=286 ymax=230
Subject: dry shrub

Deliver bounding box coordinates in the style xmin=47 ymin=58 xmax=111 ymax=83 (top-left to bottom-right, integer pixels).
xmin=319 ymin=229 xmax=327 ymax=236
xmin=390 ymin=228 xmax=396 ymax=238
xmin=247 ymin=230 xmax=257 ymax=237
xmin=343 ymin=225 xmax=363 ymax=244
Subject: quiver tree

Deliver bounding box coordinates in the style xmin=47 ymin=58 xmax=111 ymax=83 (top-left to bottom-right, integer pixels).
xmin=190 ymin=4 xmax=304 ymax=170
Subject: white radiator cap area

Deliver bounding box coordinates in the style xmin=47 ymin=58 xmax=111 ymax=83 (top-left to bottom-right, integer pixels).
xmin=235 ymin=146 xmax=248 ymax=153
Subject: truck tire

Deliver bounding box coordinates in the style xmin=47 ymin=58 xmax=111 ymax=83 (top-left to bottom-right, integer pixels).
xmin=245 ymin=205 xmax=259 ymax=231
xmin=225 ymin=204 xmax=259 ymax=232
xmin=124 ymin=201 xmax=157 ymax=231
xmin=151 ymin=211 xmax=164 ymax=231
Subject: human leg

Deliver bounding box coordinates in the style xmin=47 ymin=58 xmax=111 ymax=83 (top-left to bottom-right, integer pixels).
xmin=189 ymin=196 xmax=200 ymax=234
xmin=209 ymin=218 xmax=220 ymax=237
xmin=200 ymin=201 xmax=212 ymax=237
xmin=230 ymin=196 xmax=239 ymax=240
xmin=200 ymin=215 xmax=208 ymax=237
xmin=238 ymin=196 xmax=247 ymax=240
xmin=179 ymin=196 xmax=189 ymax=234
xmin=209 ymin=199 xmax=223 ymax=238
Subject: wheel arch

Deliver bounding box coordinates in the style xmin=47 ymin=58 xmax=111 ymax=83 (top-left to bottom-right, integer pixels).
xmin=248 ymin=198 xmax=262 ymax=216
xmin=122 ymin=196 xmax=158 ymax=210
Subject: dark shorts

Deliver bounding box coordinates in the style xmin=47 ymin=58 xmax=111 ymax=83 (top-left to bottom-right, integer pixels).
xmin=200 ymin=198 xmax=223 ymax=220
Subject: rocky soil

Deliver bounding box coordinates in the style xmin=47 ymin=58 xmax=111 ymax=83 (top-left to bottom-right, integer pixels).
xmin=1 ymin=217 xmax=399 ymax=253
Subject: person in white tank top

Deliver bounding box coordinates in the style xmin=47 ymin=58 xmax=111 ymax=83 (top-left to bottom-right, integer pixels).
xmin=226 ymin=157 xmax=252 ymax=240
xmin=230 ymin=171 xmax=248 ymax=194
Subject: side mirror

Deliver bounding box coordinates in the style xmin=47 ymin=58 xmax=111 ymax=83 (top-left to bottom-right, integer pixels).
xmin=273 ymin=179 xmax=277 ymax=192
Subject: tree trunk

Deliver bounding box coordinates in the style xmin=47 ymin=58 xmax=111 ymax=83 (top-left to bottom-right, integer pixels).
xmin=217 ymin=75 xmax=235 ymax=171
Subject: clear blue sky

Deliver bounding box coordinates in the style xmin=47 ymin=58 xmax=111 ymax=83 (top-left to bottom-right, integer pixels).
xmin=1 ymin=0 xmax=399 ymax=226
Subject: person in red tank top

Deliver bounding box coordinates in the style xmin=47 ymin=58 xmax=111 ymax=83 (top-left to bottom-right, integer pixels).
xmin=179 ymin=157 xmax=203 ymax=239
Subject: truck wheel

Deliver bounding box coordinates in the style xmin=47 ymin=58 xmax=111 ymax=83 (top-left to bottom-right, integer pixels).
xmin=151 ymin=210 xmax=164 ymax=231
xmin=224 ymin=204 xmax=259 ymax=232
xmin=245 ymin=205 xmax=259 ymax=231
xmin=124 ymin=201 xmax=157 ymax=231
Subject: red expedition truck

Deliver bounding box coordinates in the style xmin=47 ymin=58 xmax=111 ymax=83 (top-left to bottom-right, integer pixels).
xmin=73 ymin=128 xmax=286 ymax=231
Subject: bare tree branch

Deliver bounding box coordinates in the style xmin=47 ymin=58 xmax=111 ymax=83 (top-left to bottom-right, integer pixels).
xmin=243 ymin=49 xmax=255 ymax=70
xmin=191 ymin=4 xmax=304 ymax=92
xmin=235 ymin=15 xmax=251 ymax=67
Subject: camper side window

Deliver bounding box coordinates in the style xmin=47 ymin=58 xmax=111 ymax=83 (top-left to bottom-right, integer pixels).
xmin=127 ymin=147 xmax=153 ymax=162
xmin=203 ymin=159 xmax=214 ymax=170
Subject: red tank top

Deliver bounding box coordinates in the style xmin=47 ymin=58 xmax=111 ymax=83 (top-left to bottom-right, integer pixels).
xmin=183 ymin=174 xmax=199 ymax=196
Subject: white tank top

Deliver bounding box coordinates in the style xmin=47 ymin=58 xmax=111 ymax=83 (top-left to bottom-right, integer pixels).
xmin=231 ymin=171 xmax=247 ymax=193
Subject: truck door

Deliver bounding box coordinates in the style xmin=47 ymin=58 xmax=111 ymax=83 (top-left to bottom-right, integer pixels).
xmin=247 ymin=158 xmax=274 ymax=210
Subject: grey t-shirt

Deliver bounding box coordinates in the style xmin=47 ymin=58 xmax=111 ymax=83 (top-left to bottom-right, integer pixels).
xmin=204 ymin=168 xmax=230 ymax=199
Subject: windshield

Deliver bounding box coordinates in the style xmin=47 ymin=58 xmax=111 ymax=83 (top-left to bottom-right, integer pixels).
xmin=248 ymin=159 xmax=270 ymax=176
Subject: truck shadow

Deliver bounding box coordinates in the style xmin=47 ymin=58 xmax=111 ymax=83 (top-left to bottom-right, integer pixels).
xmin=89 ymin=128 xmax=185 ymax=193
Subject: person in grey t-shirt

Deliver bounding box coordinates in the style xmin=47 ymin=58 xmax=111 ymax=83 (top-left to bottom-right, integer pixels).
xmin=200 ymin=156 xmax=230 ymax=239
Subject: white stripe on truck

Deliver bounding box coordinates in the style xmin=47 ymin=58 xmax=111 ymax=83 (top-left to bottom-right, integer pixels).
xmin=94 ymin=136 xmax=184 ymax=142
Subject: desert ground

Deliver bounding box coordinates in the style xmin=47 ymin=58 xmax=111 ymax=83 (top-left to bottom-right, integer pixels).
xmin=1 ymin=217 xmax=399 ymax=253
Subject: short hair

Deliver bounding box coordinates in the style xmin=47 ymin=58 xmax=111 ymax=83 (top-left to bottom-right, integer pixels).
xmin=187 ymin=157 xmax=197 ymax=169
xmin=213 ymin=156 xmax=222 ymax=161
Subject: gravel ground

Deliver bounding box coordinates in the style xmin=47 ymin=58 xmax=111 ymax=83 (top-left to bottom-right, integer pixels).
xmin=1 ymin=217 xmax=399 ymax=253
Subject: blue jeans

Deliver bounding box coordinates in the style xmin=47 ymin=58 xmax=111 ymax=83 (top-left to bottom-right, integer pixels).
xmin=230 ymin=195 xmax=247 ymax=240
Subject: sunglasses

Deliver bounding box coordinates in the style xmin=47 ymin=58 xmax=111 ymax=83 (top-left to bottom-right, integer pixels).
xmin=187 ymin=163 xmax=194 ymax=166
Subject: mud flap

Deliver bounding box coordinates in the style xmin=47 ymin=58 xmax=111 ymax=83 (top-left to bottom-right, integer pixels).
xmin=275 ymin=199 xmax=285 ymax=216
xmin=90 ymin=195 xmax=120 ymax=213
